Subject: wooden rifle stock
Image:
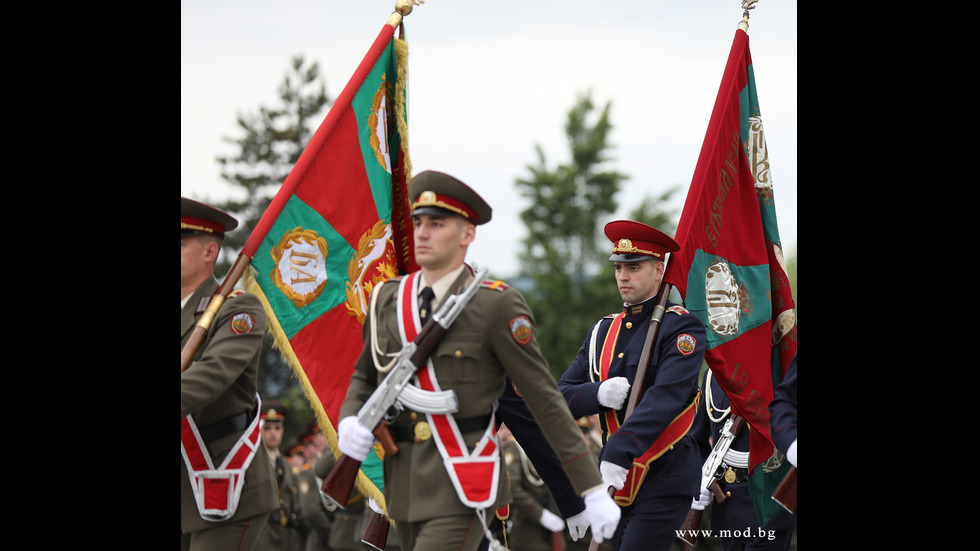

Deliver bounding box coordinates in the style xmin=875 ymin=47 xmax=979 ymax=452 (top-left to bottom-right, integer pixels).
xmin=677 ymin=479 xmax=729 ymax=546
xmin=771 ymin=465 xmax=797 ymax=513
xmin=551 ymin=529 xmax=566 ymax=551
xmin=361 ymin=510 xmax=390 ymax=551
xmin=181 ymin=254 xmax=253 ymax=373
xmin=587 ymin=283 xmax=672 ymax=551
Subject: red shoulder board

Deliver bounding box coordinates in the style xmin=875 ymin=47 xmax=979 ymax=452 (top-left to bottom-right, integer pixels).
xmin=667 ymin=305 xmax=690 ymax=315
xmin=481 ymin=280 xmax=508 ymax=291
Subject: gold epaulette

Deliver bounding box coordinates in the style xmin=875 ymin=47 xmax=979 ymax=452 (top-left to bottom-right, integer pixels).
xmin=481 ymin=280 xmax=508 ymax=291
xmin=667 ymin=305 xmax=690 ymax=315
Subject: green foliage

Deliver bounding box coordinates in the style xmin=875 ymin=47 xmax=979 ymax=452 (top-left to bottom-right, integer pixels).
xmin=514 ymin=90 xmax=686 ymax=380
xmin=515 ymin=91 xmax=622 ymax=379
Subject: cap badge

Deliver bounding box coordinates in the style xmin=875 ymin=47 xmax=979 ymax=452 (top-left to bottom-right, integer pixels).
xmin=271 ymin=227 xmax=329 ymax=308
xmin=419 ymin=191 xmax=437 ymax=204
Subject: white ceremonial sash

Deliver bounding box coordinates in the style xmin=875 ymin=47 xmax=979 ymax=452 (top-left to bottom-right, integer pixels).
xmin=396 ymin=271 xmax=500 ymax=509
xmin=180 ymin=395 xmax=263 ymax=521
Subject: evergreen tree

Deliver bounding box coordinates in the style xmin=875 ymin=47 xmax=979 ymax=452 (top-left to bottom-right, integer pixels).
xmin=515 ymin=90 xmax=628 ymax=379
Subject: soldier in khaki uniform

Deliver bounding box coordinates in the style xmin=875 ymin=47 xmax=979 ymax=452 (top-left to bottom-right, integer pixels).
xmin=335 ymin=170 xmax=621 ymax=551
xmin=181 ymin=197 xmax=279 ymax=551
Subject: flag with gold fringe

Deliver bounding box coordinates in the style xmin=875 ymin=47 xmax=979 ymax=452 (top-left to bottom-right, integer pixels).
xmin=661 ymin=23 xmax=796 ymax=526
xmin=241 ymin=17 xmax=417 ymax=509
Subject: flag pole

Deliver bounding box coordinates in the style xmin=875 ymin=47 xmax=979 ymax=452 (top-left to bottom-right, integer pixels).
xmin=180 ymin=0 xmax=420 ymax=373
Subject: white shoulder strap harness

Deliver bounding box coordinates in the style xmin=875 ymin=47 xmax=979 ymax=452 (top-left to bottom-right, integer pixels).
xmin=395 ymin=271 xmax=504 ymax=548
xmin=180 ymin=395 xmax=263 ymax=521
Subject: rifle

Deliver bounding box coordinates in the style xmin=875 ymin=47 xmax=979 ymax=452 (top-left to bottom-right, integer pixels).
xmin=361 ymin=510 xmax=390 ymax=551
xmin=321 ymin=265 xmax=489 ymax=507
xmin=677 ymin=415 xmax=747 ymax=546
xmin=771 ymin=465 xmax=797 ymax=513
xmin=587 ymin=282 xmax=672 ymax=551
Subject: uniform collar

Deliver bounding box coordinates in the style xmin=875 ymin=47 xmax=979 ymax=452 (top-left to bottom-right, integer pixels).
xmin=419 ymin=263 xmax=467 ymax=310
xmin=622 ymin=293 xmax=660 ymax=318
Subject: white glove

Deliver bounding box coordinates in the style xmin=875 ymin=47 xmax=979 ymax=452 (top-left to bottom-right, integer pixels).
xmin=691 ymin=486 xmax=712 ymax=511
xmin=337 ymin=416 xmax=374 ymax=462
xmin=539 ymin=509 xmax=565 ymax=532
xmin=597 ymin=377 xmax=630 ymax=409
xmin=565 ymin=509 xmax=589 ymax=541
xmin=583 ymin=487 xmax=621 ymax=543
xmin=368 ymin=496 xmax=384 ymax=515
xmin=787 ymin=439 xmax=797 ymax=467
xmin=600 ymin=460 xmax=629 ymax=491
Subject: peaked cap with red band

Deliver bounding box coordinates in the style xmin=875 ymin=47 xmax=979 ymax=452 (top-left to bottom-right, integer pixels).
xmin=181 ymin=197 xmax=238 ymax=238
xmin=260 ymin=400 xmax=288 ymax=423
xmin=604 ymin=219 xmax=679 ymax=262
xmin=409 ymin=170 xmax=492 ymax=225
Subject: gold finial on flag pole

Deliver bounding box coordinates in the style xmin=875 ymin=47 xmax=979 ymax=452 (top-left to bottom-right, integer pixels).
xmin=738 ymin=0 xmax=758 ymax=31
xmin=388 ymin=0 xmax=423 ymax=27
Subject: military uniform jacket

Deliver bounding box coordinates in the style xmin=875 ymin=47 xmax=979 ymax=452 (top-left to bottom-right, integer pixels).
xmin=769 ymin=354 xmax=797 ymax=457
xmin=340 ymin=268 xmax=602 ymax=522
xmin=558 ymin=294 xmax=705 ymax=497
xmin=180 ymin=277 xmax=278 ymax=533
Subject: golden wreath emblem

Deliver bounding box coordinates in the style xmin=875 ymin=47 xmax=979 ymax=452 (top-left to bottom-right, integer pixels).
xmin=369 ymin=73 xmax=393 ymax=173
xmin=270 ymin=227 xmax=329 ymax=308
xmin=344 ymin=220 xmax=398 ymax=324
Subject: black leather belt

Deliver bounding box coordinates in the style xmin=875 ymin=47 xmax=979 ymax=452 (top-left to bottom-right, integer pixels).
xmin=390 ymin=414 xmax=492 ymax=443
xmin=721 ymin=466 xmax=750 ymax=484
xmin=198 ymin=410 xmax=252 ymax=443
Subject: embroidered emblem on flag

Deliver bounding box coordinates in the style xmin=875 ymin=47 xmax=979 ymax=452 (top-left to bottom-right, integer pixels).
xmin=509 ymin=315 xmax=533 ymax=345
xmin=676 ymin=333 xmax=697 ymax=355
xmin=270 ymin=227 xmax=329 ymax=308
xmin=230 ymin=313 xmax=255 ymax=334
xmin=705 ymin=261 xmax=741 ymax=336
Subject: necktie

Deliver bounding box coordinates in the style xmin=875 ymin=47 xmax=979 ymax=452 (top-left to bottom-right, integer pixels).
xmin=419 ymin=286 xmax=435 ymax=324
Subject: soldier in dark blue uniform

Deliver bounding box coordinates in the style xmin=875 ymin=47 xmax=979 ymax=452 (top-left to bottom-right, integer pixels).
xmin=558 ymin=220 xmax=706 ymax=551
xmin=690 ymin=368 xmax=796 ymax=550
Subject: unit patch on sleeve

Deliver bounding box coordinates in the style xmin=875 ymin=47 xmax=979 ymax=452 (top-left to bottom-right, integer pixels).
xmin=509 ymin=315 xmax=533 ymax=345
xmin=230 ymin=312 xmax=256 ymax=334
xmin=676 ymin=333 xmax=697 ymax=355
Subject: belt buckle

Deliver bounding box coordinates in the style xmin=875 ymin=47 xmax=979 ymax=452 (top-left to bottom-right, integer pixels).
xmin=724 ymin=466 xmax=737 ymax=484
xmin=414 ymin=421 xmax=431 ymax=442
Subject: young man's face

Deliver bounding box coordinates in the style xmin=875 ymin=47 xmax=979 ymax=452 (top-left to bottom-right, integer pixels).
xmin=412 ymin=214 xmax=474 ymax=272
xmin=613 ymin=259 xmax=664 ymax=304
xmin=261 ymin=421 xmax=283 ymax=449
xmin=180 ymin=234 xmax=218 ymax=290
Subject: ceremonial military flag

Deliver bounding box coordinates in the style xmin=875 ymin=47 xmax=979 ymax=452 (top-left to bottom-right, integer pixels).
xmin=661 ymin=25 xmax=796 ymax=516
xmin=241 ymin=19 xmax=417 ymax=506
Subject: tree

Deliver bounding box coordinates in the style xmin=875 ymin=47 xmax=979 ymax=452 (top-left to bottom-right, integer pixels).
xmin=213 ymin=55 xmax=331 ymax=275
xmin=210 ymin=55 xmax=331 ymax=432
xmin=515 ymin=90 xmax=629 ymax=379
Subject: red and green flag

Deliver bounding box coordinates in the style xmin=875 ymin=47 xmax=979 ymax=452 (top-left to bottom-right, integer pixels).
xmin=661 ymin=26 xmax=796 ymax=524
xmin=241 ymin=20 xmax=417 ymax=507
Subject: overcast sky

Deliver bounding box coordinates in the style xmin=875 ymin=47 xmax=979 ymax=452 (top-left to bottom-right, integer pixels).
xmin=181 ymin=0 xmax=797 ymax=277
